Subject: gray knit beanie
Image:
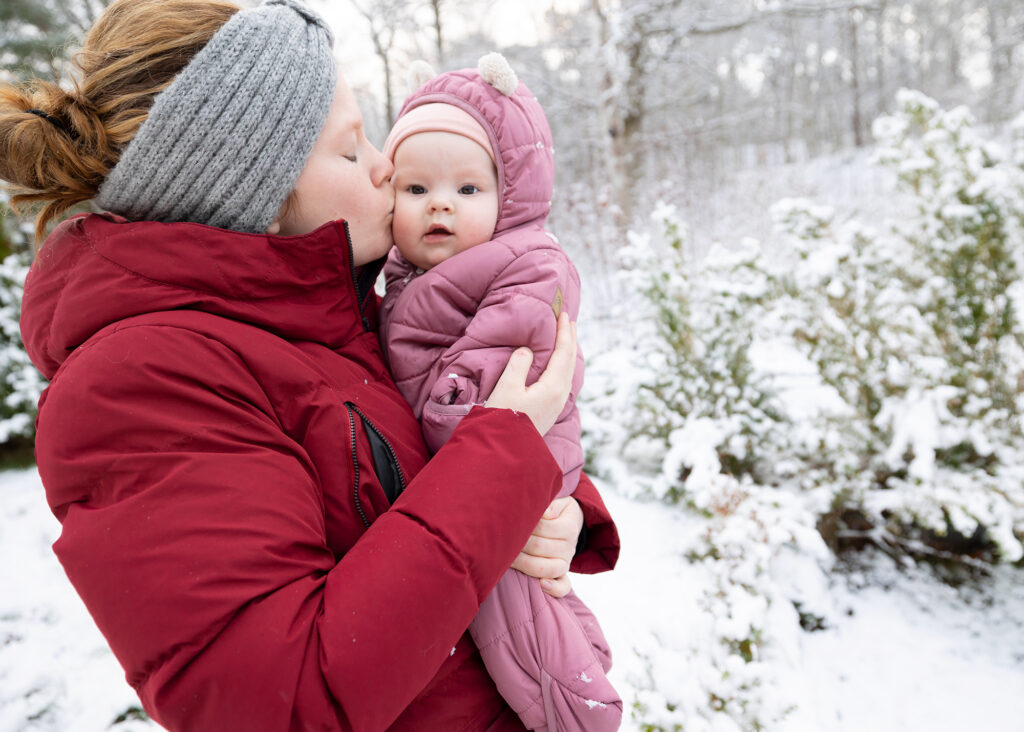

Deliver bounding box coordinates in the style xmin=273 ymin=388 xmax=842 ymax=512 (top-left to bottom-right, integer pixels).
xmin=95 ymin=0 xmax=336 ymax=233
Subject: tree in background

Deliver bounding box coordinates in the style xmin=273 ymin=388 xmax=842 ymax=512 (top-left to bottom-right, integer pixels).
xmin=0 ymin=195 xmax=45 ymax=453
xmin=587 ymin=94 xmax=1024 ymax=729
xmin=0 ymin=0 xmax=115 ymax=453
xmin=337 ymin=0 xmax=1024 ymax=252
xmin=344 ymin=0 xmax=455 ymax=129
xmin=0 ymin=0 xmax=113 ymax=80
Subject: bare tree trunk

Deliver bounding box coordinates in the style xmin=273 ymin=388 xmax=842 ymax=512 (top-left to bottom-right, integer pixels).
xmin=988 ymin=2 xmax=1002 ymax=96
xmin=848 ymin=8 xmax=864 ymax=147
xmin=986 ymin=0 xmax=1017 ymax=121
xmin=429 ymin=0 xmax=444 ymax=64
xmin=352 ymin=1 xmax=398 ymax=128
xmin=783 ymin=18 xmax=797 ymax=163
xmin=589 ymin=0 xmax=631 ymax=228
xmin=875 ymin=0 xmax=887 ymax=114
xmin=944 ymin=0 xmax=962 ymax=89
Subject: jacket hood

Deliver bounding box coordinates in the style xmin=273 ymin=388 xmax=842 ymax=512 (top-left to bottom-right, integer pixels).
xmin=21 ymin=213 xmax=380 ymax=379
xmin=396 ymin=67 xmax=555 ymax=235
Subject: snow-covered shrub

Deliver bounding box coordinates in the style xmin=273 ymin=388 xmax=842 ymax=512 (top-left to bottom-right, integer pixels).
xmin=584 ymin=94 xmax=1024 ymax=732
xmin=773 ymin=198 xmax=930 ymax=492
xmin=0 ymin=198 xmax=44 ymax=447
xmin=630 ymin=472 xmax=832 ymax=732
xmin=615 ymin=205 xmax=790 ymax=502
xmin=604 ymin=206 xmax=839 ymax=730
xmin=875 ymin=91 xmax=1024 ymax=421
xmin=777 ymin=91 xmax=1024 ymax=562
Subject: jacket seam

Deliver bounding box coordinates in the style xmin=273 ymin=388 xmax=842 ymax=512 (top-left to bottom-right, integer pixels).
xmin=391 ymin=250 xmax=570 ymax=331
xmin=391 ymin=508 xmax=475 ymax=586
xmin=472 ymin=595 xmax=548 ymax=653
xmin=79 ymin=227 xmax=349 ymax=303
xmin=90 ymin=318 xmax=297 ymax=441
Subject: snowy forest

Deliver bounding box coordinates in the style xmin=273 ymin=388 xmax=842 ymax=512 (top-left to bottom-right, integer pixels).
xmin=2 ymin=0 xmax=1024 ymax=730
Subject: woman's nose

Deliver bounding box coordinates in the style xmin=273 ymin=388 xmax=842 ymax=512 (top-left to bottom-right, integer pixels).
xmin=370 ymin=145 xmax=394 ymax=188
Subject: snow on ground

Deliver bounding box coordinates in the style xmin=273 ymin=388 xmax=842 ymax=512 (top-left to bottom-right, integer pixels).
xmin=0 ymin=469 xmax=155 ymax=732
xmin=797 ymin=560 xmax=1024 ymax=732
xmin=3 ymin=464 xmax=1024 ymax=731
xmin=577 ymin=487 xmax=1024 ymax=732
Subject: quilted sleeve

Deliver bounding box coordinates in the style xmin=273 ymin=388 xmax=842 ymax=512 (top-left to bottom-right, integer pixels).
xmin=36 ymin=325 xmax=562 ymax=732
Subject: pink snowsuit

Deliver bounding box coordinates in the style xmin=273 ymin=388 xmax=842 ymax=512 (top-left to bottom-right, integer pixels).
xmin=380 ymin=67 xmax=622 ymax=731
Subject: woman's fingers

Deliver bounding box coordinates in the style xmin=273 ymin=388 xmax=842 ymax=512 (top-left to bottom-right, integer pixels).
xmin=541 ymin=496 xmax=573 ymax=523
xmin=511 ymin=551 xmax=570 ymax=580
xmin=488 ymin=346 xmax=535 ymax=405
xmin=513 ymin=496 xmax=583 ymax=576
xmin=519 ymin=534 xmax=570 ymax=560
xmin=540 ymin=575 xmax=572 ymax=598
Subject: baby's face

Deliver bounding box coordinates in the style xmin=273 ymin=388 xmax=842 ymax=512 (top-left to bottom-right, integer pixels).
xmin=391 ymin=131 xmax=499 ymax=270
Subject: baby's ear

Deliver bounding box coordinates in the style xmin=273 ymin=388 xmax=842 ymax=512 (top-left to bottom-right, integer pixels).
xmin=407 ymin=60 xmax=436 ymax=94
xmin=478 ymin=52 xmax=517 ymax=96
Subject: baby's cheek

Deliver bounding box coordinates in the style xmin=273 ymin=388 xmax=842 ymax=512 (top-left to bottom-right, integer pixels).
xmin=391 ymin=206 xmax=416 ymax=250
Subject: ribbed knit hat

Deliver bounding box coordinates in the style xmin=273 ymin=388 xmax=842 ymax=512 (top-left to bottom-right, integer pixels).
xmin=95 ymin=0 xmax=336 ymax=233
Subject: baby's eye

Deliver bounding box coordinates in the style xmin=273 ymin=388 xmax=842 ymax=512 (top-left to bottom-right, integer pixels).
xmin=408 ymin=184 xmax=426 ymax=195
xmin=459 ymin=185 xmax=479 ymax=195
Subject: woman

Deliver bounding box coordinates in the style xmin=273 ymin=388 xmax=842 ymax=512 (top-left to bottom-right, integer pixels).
xmin=0 ymin=1 xmax=619 ymax=730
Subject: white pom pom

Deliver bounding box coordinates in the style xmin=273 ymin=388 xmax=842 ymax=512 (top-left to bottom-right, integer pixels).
xmin=408 ymin=60 xmax=436 ymax=93
xmin=478 ymin=52 xmax=518 ymax=96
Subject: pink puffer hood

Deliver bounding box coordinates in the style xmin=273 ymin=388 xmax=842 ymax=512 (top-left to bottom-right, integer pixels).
xmin=389 ymin=54 xmax=555 ymax=235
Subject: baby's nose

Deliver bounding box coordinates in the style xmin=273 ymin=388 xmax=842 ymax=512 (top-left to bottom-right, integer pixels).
xmin=428 ymin=196 xmax=453 ymax=213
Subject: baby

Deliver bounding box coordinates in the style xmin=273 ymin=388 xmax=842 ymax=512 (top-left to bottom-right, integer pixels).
xmin=379 ymin=54 xmax=622 ymax=731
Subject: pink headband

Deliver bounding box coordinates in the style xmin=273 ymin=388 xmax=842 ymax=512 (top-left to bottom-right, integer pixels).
xmin=383 ymin=103 xmax=495 ymax=163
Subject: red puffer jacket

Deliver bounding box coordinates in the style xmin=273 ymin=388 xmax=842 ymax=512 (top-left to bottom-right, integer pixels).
xmin=20 ymin=214 xmax=619 ymax=732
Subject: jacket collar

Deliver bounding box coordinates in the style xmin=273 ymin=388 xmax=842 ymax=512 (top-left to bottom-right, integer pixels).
xmin=22 ymin=213 xmax=383 ymax=379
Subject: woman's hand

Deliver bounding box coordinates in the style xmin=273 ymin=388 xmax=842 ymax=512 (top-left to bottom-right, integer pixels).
xmin=485 ymin=312 xmax=576 ymax=435
xmin=511 ymin=496 xmax=584 ymax=598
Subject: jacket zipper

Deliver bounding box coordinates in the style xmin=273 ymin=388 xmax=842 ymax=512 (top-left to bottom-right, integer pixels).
xmin=345 ymin=404 xmax=371 ymax=529
xmin=346 ymin=401 xmax=407 ymax=500
xmin=342 ymin=220 xmax=376 ymax=333
xmin=344 ymin=402 xmax=408 ymax=530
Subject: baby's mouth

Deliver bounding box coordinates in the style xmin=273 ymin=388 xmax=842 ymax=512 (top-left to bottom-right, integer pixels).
xmin=424 ymin=224 xmax=453 ymax=241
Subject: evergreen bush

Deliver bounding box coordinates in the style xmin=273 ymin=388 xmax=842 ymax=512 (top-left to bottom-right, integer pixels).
xmin=615 ymin=206 xmax=791 ymax=504
xmin=598 ymin=91 xmax=1024 ymax=730
xmin=0 ymin=195 xmax=45 ymax=449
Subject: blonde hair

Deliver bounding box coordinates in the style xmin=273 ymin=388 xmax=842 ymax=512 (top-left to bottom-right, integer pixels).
xmin=0 ymin=0 xmax=241 ymax=243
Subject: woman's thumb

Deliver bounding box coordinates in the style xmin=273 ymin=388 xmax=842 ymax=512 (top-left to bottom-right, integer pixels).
xmin=493 ymin=347 xmax=534 ymax=392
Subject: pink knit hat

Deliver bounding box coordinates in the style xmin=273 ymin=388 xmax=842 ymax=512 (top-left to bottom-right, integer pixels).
xmin=383 ymin=103 xmax=495 ymax=163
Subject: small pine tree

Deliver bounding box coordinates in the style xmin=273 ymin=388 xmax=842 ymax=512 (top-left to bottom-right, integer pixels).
xmin=617 ymin=206 xmax=790 ymax=504
xmin=0 ymin=197 xmax=45 ymax=449
xmin=1 ymin=0 xmax=114 ymax=80
xmin=777 ymin=91 xmax=1024 ymax=562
